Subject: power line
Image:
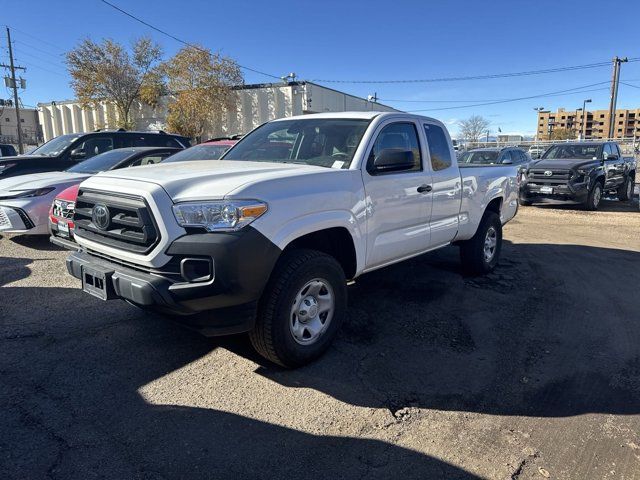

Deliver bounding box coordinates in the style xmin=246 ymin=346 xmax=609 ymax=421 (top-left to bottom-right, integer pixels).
xmin=98 ymin=0 xmax=282 ymax=80
xmin=13 ymin=48 xmax=66 ymax=72
xmin=2 ymin=25 xmax=66 ymax=54
xmin=14 ymin=40 xmax=64 ymax=59
xmin=620 ymin=81 xmax=640 ymax=89
xmin=313 ymin=59 xmax=640 ymax=84
xmin=381 ymin=81 xmax=611 ymax=104
xmin=405 ymin=83 xmax=612 ymax=112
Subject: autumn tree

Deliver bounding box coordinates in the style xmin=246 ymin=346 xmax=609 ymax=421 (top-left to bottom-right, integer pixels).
xmin=66 ymin=37 xmax=164 ymax=129
xmin=164 ymin=46 xmax=243 ymax=141
xmin=549 ymin=128 xmax=576 ymax=141
xmin=458 ymin=115 xmax=491 ymax=144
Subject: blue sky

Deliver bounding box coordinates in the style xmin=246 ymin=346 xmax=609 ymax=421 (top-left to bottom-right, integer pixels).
xmin=3 ymin=0 xmax=640 ymax=137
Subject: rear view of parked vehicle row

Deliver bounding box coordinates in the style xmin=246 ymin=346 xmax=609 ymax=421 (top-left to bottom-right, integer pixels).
xmin=64 ymin=111 xmax=519 ymax=367
xmin=520 ymin=141 xmax=636 ymax=210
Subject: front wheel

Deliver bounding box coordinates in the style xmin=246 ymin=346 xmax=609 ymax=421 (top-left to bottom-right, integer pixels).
xmin=617 ymin=176 xmax=634 ymax=202
xmin=585 ymin=182 xmax=602 ymax=211
xmin=459 ymin=211 xmax=502 ymax=275
xmin=249 ymin=249 xmax=347 ymax=368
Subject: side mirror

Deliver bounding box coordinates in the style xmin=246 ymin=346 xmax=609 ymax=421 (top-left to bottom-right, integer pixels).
xmin=70 ymin=148 xmax=86 ymax=160
xmin=371 ymin=149 xmax=415 ymax=173
xmin=501 ymin=159 xmax=513 ymax=165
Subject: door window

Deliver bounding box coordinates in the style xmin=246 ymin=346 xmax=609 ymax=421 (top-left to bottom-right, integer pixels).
xmin=603 ymin=143 xmax=614 ymax=159
xmin=79 ymin=136 xmax=114 ymax=159
xmin=423 ymin=124 xmax=452 ymax=171
xmin=500 ymin=150 xmax=512 ymax=163
xmin=129 ymin=153 xmax=172 ymax=167
xmin=370 ymin=123 xmax=422 ymax=173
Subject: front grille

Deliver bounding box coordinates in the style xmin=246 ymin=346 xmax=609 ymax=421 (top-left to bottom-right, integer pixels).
xmin=52 ymin=199 xmax=75 ymax=219
xmin=528 ymin=168 xmax=572 ymax=185
xmin=0 ymin=208 xmax=10 ymax=227
xmin=74 ymin=189 xmax=160 ymax=254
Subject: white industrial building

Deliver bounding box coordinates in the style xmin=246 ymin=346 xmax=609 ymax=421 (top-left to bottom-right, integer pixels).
xmin=0 ymin=106 xmax=41 ymax=146
xmin=37 ymin=81 xmax=398 ymax=142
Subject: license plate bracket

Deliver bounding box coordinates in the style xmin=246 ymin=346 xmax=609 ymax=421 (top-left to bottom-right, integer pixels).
xmin=540 ymin=186 xmax=554 ymax=194
xmin=81 ymin=265 xmax=115 ymax=301
xmin=58 ymin=221 xmax=69 ymax=237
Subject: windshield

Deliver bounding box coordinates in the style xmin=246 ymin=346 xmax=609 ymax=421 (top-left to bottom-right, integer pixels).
xmin=222 ymin=118 xmax=371 ymax=169
xmin=30 ymin=134 xmax=83 ymax=157
xmin=66 ymin=149 xmax=133 ymax=174
xmin=459 ymin=150 xmax=500 ymax=165
xmin=542 ymin=144 xmax=600 ymax=160
xmin=163 ymin=144 xmax=231 ymax=163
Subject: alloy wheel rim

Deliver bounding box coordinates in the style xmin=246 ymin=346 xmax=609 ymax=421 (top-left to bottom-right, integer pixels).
xmin=289 ymin=278 xmax=335 ymax=345
xmin=593 ymin=185 xmax=601 ymax=207
xmin=483 ymin=226 xmax=498 ymax=263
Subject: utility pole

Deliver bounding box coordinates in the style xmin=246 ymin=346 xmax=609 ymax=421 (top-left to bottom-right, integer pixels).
xmin=581 ymin=98 xmax=592 ymax=140
xmin=1 ymin=28 xmax=27 ymax=154
xmin=607 ymin=56 xmax=628 ymax=139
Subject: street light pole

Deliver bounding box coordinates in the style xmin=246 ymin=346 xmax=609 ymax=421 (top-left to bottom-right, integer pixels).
xmin=533 ymin=107 xmax=544 ymax=147
xmin=581 ymin=99 xmax=592 ymax=140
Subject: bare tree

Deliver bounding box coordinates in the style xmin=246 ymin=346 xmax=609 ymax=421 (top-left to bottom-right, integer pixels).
xmin=164 ymin=46 xmax=243 ymax=141
xmin=549 ymin=127 xmax=576 ymax=141
xmin=458 ymin=115 xmax=490 ymax=145
xmin=66 ymin=37 xmax=164 ymax=129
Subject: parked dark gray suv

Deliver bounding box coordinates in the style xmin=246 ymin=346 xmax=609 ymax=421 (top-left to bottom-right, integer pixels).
xmin=0 ymin=130 xmax=190 ymax=179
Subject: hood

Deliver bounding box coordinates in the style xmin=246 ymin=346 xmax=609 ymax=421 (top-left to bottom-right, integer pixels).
xmin=532 ymin=158 xmax=600 ymax=170
xmin=95 ymin=160 xmax=331 ymax=201
xmin=0 ymin=171 xmax=89 ymax=195
xmin=0 ymin=155 xmax=48 ymax=163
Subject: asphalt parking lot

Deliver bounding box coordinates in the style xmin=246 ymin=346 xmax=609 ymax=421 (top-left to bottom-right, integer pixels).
xmin=1 ymin=197 xmax=639 ymax=479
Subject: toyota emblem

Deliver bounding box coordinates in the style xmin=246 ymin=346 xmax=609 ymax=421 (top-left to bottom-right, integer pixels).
xmin=544 ymin=170 xmax=553 ymax=177
xmin=92 ymin=204 xmax=110 ymax=230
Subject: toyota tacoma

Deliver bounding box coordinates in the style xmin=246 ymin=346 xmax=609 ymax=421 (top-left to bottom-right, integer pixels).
xmin=65 ymin=112 xmax=519 ymax=367
xmin=520 ymin=141 xmax=636 ymax=210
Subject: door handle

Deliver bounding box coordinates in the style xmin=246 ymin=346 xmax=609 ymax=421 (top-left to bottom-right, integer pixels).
xmin=417 ymin=184 xmax=432 ymax=193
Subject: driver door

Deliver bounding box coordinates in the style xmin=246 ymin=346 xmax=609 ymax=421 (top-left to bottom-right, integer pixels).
xmin=362 ymin=121 xmax=433 ymax=270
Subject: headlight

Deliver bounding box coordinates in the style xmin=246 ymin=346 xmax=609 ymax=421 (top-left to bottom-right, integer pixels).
xmin=173 ymin=200 xmax=268 ymax=232
xmin=0 ymin=187 xmax=55 ymax=200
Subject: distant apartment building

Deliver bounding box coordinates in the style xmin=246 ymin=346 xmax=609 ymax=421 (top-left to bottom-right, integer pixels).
xmin=536 ymin=107 xmax=640 ymax=140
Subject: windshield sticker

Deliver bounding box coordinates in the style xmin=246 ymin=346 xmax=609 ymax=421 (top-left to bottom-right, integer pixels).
xmin=331 ymin=160 xmax=345 ymax=169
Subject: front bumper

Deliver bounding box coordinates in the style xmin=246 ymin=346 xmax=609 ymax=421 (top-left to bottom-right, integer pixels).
xmin=66 ymin=227 xmax=281 ymax=336
xmin=520 ymin=181 xmax=589 ymax=204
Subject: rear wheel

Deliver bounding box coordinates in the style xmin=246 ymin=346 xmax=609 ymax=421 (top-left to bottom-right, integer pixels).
xmin=617 ymin=176 xmax=634 ymax=202
xmin=249 ymin=249 xmax=347 ymax=368
xmin=585 ymin=182 xmax=602 ymax=210
xmin=459 ymin=211 xmax=502 ymax=275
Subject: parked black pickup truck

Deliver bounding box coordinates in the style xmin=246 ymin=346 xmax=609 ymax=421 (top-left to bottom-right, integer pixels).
xmin=520 ymin=141 xmax=636 ymax=210
xmin=0 ymin=130 xmax=190 ymax=179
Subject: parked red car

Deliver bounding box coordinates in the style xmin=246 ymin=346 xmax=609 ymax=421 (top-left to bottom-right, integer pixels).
xmin=49 ymin=184 xmax=80 ymax=250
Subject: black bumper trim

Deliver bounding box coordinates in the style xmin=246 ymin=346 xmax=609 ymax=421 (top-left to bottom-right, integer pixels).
xmin=66 ymin=226 xmax=282 ymax=335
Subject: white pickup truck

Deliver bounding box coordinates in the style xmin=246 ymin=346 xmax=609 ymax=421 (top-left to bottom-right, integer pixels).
xmin=66 ymin=112 xmax=518 ymax=367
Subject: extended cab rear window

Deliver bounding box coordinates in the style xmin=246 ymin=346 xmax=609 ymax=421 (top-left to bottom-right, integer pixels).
xmin=423 ymin=124 xmax=452 ymax=171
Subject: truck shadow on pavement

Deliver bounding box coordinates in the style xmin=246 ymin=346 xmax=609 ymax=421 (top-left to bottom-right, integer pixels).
xmin=256 ymin=240 xmax=640 ymax=419
xmin=0 ymin=290 xmax=478 ymax=478
xmin=529 ymin=197 xmax=638 ymax=213
xmin=2 ymin=239 xmax=639 ymax=478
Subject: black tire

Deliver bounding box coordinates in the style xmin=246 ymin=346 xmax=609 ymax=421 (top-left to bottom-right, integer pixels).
xmin=249 ymin=249 xmax=347 ymax=368
xmin=459 ymin=211 xmax=502 ymax=275
xmin=617 ymin=175 xmax=634 ymax=202
xmin=584 ymin=181 xmax=603 ymax=211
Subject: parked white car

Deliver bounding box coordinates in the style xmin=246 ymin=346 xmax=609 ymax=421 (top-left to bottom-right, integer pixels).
xmin=66 ymin=112 xmax=519 ymax=366
xmin=0 ymin=147 xmax=179 ymax=235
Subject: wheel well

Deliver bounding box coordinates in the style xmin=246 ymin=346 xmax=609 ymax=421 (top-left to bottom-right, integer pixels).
xmin=284 ymin=227 xmax=357 ymax=279
xmin=486 ymin=197 xmax=502 ymax=216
